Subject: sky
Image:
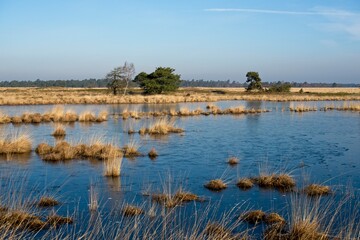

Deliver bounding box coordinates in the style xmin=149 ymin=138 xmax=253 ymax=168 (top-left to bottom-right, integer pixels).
xmin=0 ymin=0 xmax=359 ymax=83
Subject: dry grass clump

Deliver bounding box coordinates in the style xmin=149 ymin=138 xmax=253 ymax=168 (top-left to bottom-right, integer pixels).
xmin=227 ymin=156 xmax=239 ymax=165
xmin=0 ymin=210 xmax=47 ymax=231
xmin=38 ymin=197 xmax=59 ymax=207
xmin=36 ymin=141 xmax=122 ymax=162
xmin=0 ymin=111 xmax=11 ymax=124
xmin=123 ymin=140 xmax=141 ymax=157
xmin=204 ymin=179 xmax=227 ymax=191
xmin=0 ymin=132 xmax=32 ymax=154
xmin=122 ymin=205 xmax=144 ymax=216
xmin=252 ymin=173 xmax=295 ymax=191
xmin=103 ymin=153 xmax=123 ymax=177
xmin=35 ymin=143 xmax=53 ymax=155
xmin=303 ymin=184 xmax=331 ymax=196
xmin=47 ymin=214 xmax=73 ymax=227
xmin=96 ymin=111 xmax=108 ymax=122
xmin=236 ymin=178 xmax=254 ymax=190
xmin=264 ymin=212 xmax=285 ymax=225
xmin=339 ymin=102 xmax=360 ymax=111
xmin=289 ymin=104 xmax=317 ymax=112
xmin=205 ymin=222 xmax=234 ymax=239
xmin=173 ymin=190 xmax=200 ymax=202
xmin=11 ymin=116 xmax=23 ymax=124
xmin=241 ymin=210 xmax=266 ymax=224
xmin=79 ymin=111 xmax=96 ymax=122
xmin=51 ymin=125 xmax=66 ymax=137
xmin=148 ymin=147 xmax=158 ymax=159
xmin=146 ymin=119 xmax=184 ymax=135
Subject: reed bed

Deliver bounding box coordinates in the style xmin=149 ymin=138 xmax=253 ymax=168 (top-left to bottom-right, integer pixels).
xmin=120 ymin=105 xmax=269 ymax=120
xmin=0 ymin=107 xmax=108 ymax=125
xmin=0 ymin=132 xmax=32 ymax=155
xmin=289 ymin=103 xmax=317 ymax=112
xmin=35 ymin=141 xmax=123 ymax=162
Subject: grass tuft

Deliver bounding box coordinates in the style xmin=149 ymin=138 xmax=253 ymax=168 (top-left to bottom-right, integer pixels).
xmin=122 ymin=205 xmax=144 ymax=216
xmin=236 ymin=178 xmax=254 ymax=190
xmin=241 ymin=210 xmax=266 ymax=224
xmin=38 ymin=197 xmax=59 ymax=207
xmin=204 ymin=179 xmax=227 ymax=191
xmin=303 ymin=184 xmax=331 ymax=196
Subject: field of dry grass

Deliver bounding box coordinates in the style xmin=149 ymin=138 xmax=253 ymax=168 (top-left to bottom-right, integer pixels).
xmin=0 ymin=87 xmax=359 ymax=105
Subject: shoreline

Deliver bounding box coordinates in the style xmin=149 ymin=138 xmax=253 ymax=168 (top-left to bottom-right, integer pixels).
xmin=0 ymin=87 xmax=359 ymax=105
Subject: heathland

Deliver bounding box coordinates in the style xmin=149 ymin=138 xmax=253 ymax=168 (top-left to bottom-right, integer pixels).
xmin=0 ymin=87 xmax=359 ymax=105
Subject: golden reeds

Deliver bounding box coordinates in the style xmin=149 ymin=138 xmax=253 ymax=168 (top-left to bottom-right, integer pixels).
xmin=0 ymin=132 xmax=32 ymax=154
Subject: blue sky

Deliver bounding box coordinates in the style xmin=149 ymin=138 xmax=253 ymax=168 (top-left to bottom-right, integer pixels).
xmin=0 ymin=0 xmax=359 ymax=83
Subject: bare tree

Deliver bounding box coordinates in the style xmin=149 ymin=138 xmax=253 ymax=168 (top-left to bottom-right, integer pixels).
xmin=106 ymin=62 xmax=135 ymax=96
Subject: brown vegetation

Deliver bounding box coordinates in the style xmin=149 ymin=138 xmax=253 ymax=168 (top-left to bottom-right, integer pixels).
xmin=122 ymin=205 xmax=144 ymax=216
xmin=251 ymin=174 xmax=295 ymax=191
xmin=36 ymin=141 xmax=123 ymax=162
xmin=227 ymin=157 xmax=239 ymax=165
xmin=236 ymin=178 xmax=254 ymax=190
xmin=37 ymin=197 xmax=59 ymax=207
xmin=47 ymin=214 xmax=73 ymax=227
xmin=0 ymin=132 xmax=32 ymax=154
xmin=148 ymin=147 xmax=158 ymax=159
xmin=241 ymin=210 xmax=266 ymax=224
xmin=52 ymin=125 xmax=66 ymax=137
xmin=303 ymin=184 xmax=331 ymax=196
xmin=204 ymin=179 xmax=227 ymax=191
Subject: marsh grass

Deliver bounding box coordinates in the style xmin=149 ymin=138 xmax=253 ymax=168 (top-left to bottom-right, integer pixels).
xmin=51 ymin=125 xmax=66 ymax=137
xmin=146 ymin=118 xmax=184 ymax=135
xmin=289 ymin=103 xmax=317 ymax=112
xmin=204 ymin=179 xmax=227 ymax=191
xmin=103 ymin=152 xmax=123 ymax=177
xmin=0 ymin=131 xmax=32 ymax=155
xmin=37 ymin=197 xmax=59 ymax=207
xmin=303 ymin=184 xmax=331 ymax=196
xmin=148 ymin=147 xmax=158 ymax=159
xmin=241 ymin=210 xmax=266 ymax=224
xmin=236 ymin=178 xmax=254 ymax=190
xmin=123 ymin=140 xmax=141 ymax=158
xmin=122 ymin=205 xmax=144 ymax=216
xmin=227 ymin=156 xmax=239 ymax=166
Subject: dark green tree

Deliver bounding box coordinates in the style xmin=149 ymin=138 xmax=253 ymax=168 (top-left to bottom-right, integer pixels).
xmin=134 ymin=67 xmax=181 ymax=94
xmin=267 ymin=81 xmax=292 ymax=93
xmin=106 ymin=62 xmax=135 ymax=95
xmin=245 ymin=72 xmax=263 ymax=91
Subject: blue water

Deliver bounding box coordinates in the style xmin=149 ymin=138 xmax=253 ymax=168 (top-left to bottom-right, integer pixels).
xmin=0 ymin=100 xmax=359 ymax=238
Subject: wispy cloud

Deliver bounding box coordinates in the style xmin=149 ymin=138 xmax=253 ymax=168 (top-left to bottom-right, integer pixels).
xmin=205 ymin=8 xmax=360 ymax=40
xmin=204 ymin=8 xmax=356 ymax=17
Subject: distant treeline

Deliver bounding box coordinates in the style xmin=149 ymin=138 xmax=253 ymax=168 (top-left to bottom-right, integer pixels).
xmin=0 ymin=78 xmax=358 ymax=88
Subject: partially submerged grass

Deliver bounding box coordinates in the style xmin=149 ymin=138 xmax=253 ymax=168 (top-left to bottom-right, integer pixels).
xmin=227 ymin=156 xmax=239 ymax=166
xmin=37 ymin=197 xmax=59 ymax=207
xmin=148 ymin=147 xmax=158 ymax=159
xmin=236 ymin=178 xmax=254 ymax=190
xmin=147 ymin=118 xmax=184 ymax=135
xmin=36 ymin=141 xmax=123 ymax=162
xmin=303 ymin=184 xmax=331 ymax=196
xmin=0 ymin=131 xmax=32 ymax=155
xmin=122 ymin=140 xmax=141 ymax=157
xmin=264 ymin=212 xmax=285 ymax=225
xmin=47 ymin=214 xmax=73 ymax=227
xmin=122 ymin=205 xmax=144 ymax=216
xmin=51 ymin=125 xmax=66 ymax=137
xmin=251 ymin=173 xmax=295 ymax=191
xmin=103 ymin=153 xmax=123 ymax=177
xmin=241 ymin=210 xmax=266 ymax=224
xmin=204 ymin=179 xmax=227 ymax=191
xmin=289 ymin=103 xmax=317 ymax=112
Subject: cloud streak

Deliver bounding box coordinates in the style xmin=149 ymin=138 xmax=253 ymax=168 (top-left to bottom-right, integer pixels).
xmin=205 ymin=8 xmax=360 ymax=40
xmin=204 ymin=8 xmax=356 ymax=17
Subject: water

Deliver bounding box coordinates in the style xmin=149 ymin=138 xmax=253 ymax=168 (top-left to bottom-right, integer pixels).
xmin=0 ymin=100 xmax=359 ymax=238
